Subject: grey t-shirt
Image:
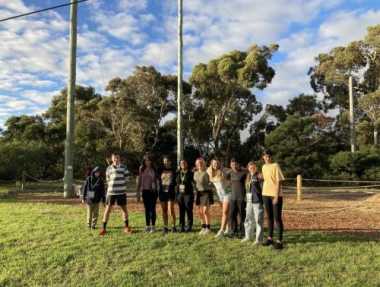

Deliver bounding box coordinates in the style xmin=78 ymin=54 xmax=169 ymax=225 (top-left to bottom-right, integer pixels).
xmin=194 ymin=170 xmax=211 ymax=192
xmin=228 ymin=170 xmax=246 ymax=201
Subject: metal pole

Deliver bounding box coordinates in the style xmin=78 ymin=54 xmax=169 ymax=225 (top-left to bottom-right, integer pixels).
xmin=349 ymin=76 xmax=356 ymax=153
xmin=177 ymin=0 xmax=184 ymax=165
xmin=64 ymin=1 xmax=78 ymax=198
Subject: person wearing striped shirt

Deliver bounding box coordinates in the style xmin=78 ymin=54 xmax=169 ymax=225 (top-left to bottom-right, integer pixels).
xmin=99 ymin=153 xmax=132 ymax=236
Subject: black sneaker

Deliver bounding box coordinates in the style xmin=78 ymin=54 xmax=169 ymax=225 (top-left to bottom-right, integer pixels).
xmin=163 ymin=227 xmax=169 ymax=235
xmin=180 ymin=226 xmax=186 ymax=233
xmin=185 ymin=226 xmax=193 ymax=233
xmin=171 ymin=226 xmax=178 ymax=233
xmin=91 ymin=225 xmax=96 ymax=229
xmin=262 ymin=239 xmax=274 ymax=246
xmin=273 ymin=241 xmax=283 ymax=250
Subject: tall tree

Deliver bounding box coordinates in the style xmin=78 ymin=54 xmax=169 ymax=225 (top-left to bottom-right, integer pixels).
xmin=189 ymin=44 xmax=278 ymax=153
xmin=358 ymin=90 xmax=380 ymax=145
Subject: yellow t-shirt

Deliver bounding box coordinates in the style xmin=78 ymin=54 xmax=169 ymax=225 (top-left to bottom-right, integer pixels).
xmin=262 ymin=163 xmax=285 ymax=197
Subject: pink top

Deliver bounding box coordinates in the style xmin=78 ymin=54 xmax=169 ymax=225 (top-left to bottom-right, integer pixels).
xmin=140 ymin=168 xmax=156 ymax=191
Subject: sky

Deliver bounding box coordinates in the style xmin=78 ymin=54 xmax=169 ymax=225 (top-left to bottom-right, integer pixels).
xmin=0 ymin=0 xmax=380 ymax=128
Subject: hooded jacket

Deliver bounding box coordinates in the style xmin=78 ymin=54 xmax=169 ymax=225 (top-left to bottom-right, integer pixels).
xmin=82 ymin=167 xmax=106 ymax=204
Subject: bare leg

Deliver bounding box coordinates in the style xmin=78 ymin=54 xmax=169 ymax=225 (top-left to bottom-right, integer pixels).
xmin=119 ymin=204 xmax=129 ymax=223
xmin=168 ymin=200 xmax=176 ymax=227
xmin=204 ymin=205 xmax=210 ymax=225
xmin=161 ymin=201 xmax=169 ymax=227
xmin=221 ymin=200 xmax=229 ymax=231
xmin=102 ymin=205 xmax=112 ymax=223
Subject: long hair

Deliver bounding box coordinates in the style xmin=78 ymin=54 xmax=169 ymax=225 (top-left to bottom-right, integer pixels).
xmin=245 ymin=161 xmax=257 ymax=185
xmin=208 ymin=158 xmax=223 ymax=180
xmin=140 ymin=154 xmax=156 ymax=174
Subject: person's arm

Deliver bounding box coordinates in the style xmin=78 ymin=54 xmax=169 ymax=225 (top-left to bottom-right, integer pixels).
xmin=100 ymin=180 xmax=106 ymax=204
xmin=273 ymin=164 xmax=285 ymax=204
xmin=82 ymin=178 xmax=89 ymax=203
xmin=136 ymin=167 xmax=142 ymax=193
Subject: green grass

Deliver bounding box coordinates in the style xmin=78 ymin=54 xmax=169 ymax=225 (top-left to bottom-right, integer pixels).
xmin=0 ymin=198 xmax=379 ymax=287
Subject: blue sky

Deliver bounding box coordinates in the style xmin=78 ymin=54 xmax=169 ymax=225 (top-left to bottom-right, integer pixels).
xmin=0 ymin=0 xmax=380 ymax=128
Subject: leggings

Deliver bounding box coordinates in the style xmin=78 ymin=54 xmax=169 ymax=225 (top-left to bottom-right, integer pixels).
xmin=142 ymin=190 xmax=158 ymax=226
xmin=263 ymin=196 xmax=284 ymax=241
xmin=177 ymin=193 xmax=194 ymax=229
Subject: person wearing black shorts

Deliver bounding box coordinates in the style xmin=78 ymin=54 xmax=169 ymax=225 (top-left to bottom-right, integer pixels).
xmin=158 ymin=156 xmax=177 ymax=234
xmin=100 ymin=153 xmax=132 ymax=236
xmin=194 ymin=157 xmax=214 ymax=235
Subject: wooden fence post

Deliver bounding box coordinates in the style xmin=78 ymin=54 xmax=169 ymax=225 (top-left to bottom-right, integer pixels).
xmin=297 ymin=174 xmax=302 ymax=201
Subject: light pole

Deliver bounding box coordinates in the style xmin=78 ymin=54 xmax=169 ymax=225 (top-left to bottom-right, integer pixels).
xmin=177 ymin=0 xmax=184 ymax=164
xmin=349 ymin=75 xmax=356 ymax=153
xmin=64 ymin=1 xmax=78 ymax=198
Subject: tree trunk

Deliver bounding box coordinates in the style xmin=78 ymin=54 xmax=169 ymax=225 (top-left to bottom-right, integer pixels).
xmin=374 ymin=127 xmax=378 ymax=145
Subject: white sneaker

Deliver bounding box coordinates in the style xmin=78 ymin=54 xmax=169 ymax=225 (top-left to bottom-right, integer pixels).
xmin=215 ymin=229 xmax=224 ymax=239
xmin=150 ymin=226 xmax=156 ymax=233
xmin=241 ymin=237 xmax=251 ymax=243
xmin=199 ymin=228 xmax=206 ymax=235
xmin=203 ymin=228 xmax=212 ymax=235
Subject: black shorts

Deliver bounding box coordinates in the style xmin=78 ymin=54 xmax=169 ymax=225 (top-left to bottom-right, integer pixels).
xmin=195 ymin=191 xmax=214 ymax=206
xmin=106 ymin=194 xmax=127 ymax=206
xmin=159 ymin=190 xmax=176 ymax=202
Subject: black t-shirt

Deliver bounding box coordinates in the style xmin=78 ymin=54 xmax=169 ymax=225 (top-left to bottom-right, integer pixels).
xmin=159 ymin=167 xmax=176 ymax=194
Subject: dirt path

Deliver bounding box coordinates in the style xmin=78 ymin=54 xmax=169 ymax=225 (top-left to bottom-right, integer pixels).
xmin=12 ymin=191 xmax=380 ymax=234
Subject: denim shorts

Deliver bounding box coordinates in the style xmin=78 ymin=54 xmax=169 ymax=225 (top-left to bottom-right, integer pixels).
xmin=213 ymin=182 xmax=230 ymax=202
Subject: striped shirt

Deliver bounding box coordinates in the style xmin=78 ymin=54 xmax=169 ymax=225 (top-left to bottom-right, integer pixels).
xmin=106 ymin=164 xmax=129 ymax=195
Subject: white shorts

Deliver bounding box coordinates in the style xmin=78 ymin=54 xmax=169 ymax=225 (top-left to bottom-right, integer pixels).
xmin=213 ymin=182 xmax=230 ymax=202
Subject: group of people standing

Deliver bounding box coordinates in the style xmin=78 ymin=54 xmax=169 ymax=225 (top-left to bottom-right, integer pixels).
xmin=81 ymin=150 xmax=285 ymax=249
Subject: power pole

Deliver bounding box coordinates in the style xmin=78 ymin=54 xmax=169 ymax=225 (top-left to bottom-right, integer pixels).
xmin=349 ymin=76 xmax=356 ymax=153
xmin=177 ymin=0 xmax=184 ymax=165
xmin=64 ymin=1 xmax=78 ymax=198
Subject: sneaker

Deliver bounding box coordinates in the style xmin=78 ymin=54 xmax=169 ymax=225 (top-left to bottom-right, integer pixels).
xmin=273 ymin=241 xmax=283 ymax=250
xmin=124 ymin=227 xmax=132 ymax=234
xmin=263 ymin=239 xmax=273 ymax=246
xmin=180 ymin=226 xmax=186 ymax=233
xmin=91 ymin=225 xmax=96 ymax=230
xmin=150 ymin=226 xmax=156 ymax=233
xmin=171 ymin=226 xmax=178 ymax=233
xmin=145 ymin=226 xmax=151 ymax=233
xmin=241 ymin=237 xmax=251 ymax=243
xmin=185 ymin=226 xmax=193 ymax=233
xmin=203 ymin=228 xmax=212 ymax=235
xmin=99 ymin=229 xmax=106 ymax=236
xmin=214 ymin=229 xmax=224 ymax=239
xmin=163 ymin=227 xmax=169 ymax=235
xmin=199 ymin=228 xmax=206 ymax=235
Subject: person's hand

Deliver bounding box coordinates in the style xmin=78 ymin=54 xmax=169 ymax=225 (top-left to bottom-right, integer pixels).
xmin=273 ymin=196 xmax=278 ymax=205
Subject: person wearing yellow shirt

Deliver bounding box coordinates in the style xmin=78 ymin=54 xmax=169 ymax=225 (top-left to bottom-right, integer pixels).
xmin=261 ymin=150 xmax=285 ymax=249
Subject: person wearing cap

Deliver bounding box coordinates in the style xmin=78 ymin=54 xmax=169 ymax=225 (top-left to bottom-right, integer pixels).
xmin=81 ymin=166 xmax=106 ymax=229
xmin=261 ymin=150 xmax=285 ymax=250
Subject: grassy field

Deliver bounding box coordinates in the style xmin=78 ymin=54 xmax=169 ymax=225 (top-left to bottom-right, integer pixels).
xmin=0 ymin=194 xmax=379 ymax=287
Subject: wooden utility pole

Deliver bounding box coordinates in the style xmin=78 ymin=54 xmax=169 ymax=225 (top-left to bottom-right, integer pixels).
xmin=349 ymin=76 xmax=356 ymax=153
xmin=64 ymin=1 xmax=78 ymax=198
xmin=177 ymin=0 xmax=184 ymax=165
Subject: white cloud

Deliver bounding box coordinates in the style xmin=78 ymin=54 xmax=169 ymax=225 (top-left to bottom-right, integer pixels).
xmin=261 ymin=8 xmax=380 ymax=107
